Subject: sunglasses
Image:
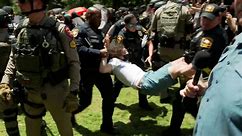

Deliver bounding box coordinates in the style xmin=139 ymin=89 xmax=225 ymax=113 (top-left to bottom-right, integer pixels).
xmin=127 ymin=23 xmax=137 ymax=29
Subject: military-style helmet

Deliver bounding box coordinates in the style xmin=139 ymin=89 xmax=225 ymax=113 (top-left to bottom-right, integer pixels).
xmin=18 ymin=0 xmax=48 ymax=4
xmin=2 ymin=6 xmax=13 ymax=15
xmin=18 ymin=0 xmax=49 ymax=15
xmin=0 ymin=9 xmax=8 ymax=28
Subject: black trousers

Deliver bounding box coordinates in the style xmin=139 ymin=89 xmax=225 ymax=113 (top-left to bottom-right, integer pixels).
xmin=78 ymin=71 xmax=115 ymax=128
xmin=170 ymin=90 xmax=198 ymax=135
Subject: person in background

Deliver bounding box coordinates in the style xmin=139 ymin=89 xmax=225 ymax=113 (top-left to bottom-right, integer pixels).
xmin=180 ymin=0 xmax=242 ymax=135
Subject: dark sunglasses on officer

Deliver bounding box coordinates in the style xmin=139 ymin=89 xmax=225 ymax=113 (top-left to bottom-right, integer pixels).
xmin=127 ymin=22 xmax=137 ymax=30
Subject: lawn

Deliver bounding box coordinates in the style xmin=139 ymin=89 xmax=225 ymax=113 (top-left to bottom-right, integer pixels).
xmin=0 ymin=86 xmax=195 ymax=136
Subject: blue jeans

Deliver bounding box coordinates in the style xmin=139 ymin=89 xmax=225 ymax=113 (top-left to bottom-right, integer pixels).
xmin=139 ymin=63 xmax=176 ymax=95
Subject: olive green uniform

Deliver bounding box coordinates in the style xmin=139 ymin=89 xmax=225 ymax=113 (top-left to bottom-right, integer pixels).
xmin=150 ymin=1 xmax=193 ymax=61
xmin=1 ymin=16 xmax=80 ymax=136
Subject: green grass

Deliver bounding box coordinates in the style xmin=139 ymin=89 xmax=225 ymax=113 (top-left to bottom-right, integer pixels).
xmin=0 ymin=86 xmax=195 ymax=136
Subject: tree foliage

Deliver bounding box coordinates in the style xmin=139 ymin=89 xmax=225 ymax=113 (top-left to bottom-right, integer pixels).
xmin=1 ymin=0 xmax=149 ymax=12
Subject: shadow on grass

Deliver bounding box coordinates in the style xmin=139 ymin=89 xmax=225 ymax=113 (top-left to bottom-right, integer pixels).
xmin=113 ymin=102 xmax=193 ymax=136
xmin=73 ymin=102 xmax=193 ymax=136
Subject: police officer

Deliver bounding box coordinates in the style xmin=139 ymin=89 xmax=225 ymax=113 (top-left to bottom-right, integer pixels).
xmin=0 ymin=0 xmax=80 ymax=135
xmin=115 ymin=14 xmax=154 ymax=110
xmin=168 ymin=3 xmax=228 ymax=136
xmin=0 ymin=9 xmax=19 ymax=136
xmin=150 ymin=0 xmax=193 ymax=103
xmin=73 ymin=7 xmax=117 ymax=134
xmin=2 ymin=6 xmax=15 ymax=34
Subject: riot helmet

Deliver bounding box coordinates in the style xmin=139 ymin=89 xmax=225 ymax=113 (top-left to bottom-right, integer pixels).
xmin=18 ymin=0 xmax=49 ymax=15
xmin=0 ymin=9 xmax=8 ymax=28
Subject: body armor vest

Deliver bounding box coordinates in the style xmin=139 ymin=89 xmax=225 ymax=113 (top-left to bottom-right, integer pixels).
xmin=122 ymin=30 xmax=143 ymax=65
xmin=14 ymin=18 xmax=67 ymax=89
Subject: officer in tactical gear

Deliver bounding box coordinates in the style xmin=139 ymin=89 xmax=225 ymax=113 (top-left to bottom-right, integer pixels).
xmin=0 ymin=8 xmax=19 ymax=136
xmin=115 ymin=14 xmax=154 ymax=110
xmin=167 ymin=3 xmax=228 ymax=136
xmin=0 ymin=0 xmax=80 ymax=135
xmin=72 ymin=6 xmax=117 ymax=135
xmin=150 ymin=0 xmax=193 ymax=103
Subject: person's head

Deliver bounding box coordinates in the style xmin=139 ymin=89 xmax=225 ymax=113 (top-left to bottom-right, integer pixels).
xmin=200 ymin=3 xmax=222 ymax=30
xmin=108 ymin=39 xmax=128 ymax=59
xmin=17 ymin=0 xmax=48 ymax=16
xmin=124 ymin=14 xmax=137 ymax=32
xmin=2 ymin=6 xmax=14 ymax=21
xmin=85 ymin=7 xmax=101 ymax=29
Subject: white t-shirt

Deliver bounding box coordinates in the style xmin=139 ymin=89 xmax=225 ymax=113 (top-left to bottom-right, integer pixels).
xmin=109 ymin=58 xmax=145 ymax=88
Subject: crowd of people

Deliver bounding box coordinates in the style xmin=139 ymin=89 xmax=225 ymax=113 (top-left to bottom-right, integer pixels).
xmin=0 ymin=0 xmax=241 ymax=136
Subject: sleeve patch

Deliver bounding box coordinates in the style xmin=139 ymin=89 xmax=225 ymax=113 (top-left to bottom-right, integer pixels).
xmin=70 ymin=40 xmax=76 ymax=48
xmin=117 ymin=35 xmax=124 ymax=44
xmin=200 ymin=37 xmax=213 ymax=49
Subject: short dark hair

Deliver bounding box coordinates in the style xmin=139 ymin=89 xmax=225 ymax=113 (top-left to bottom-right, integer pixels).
xmin=123 ymin=14 xmax=135 ymax=24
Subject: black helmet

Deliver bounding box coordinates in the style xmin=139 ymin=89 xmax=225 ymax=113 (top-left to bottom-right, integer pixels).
xmin=18 ymin=0 xmax=49 ymax=15
xmin=0 ymin=9 xmax=8 ymax=28
xmin=18 ymin=0 xmax=48 ymax=4
xmin=2 ymin=6 xmax=13 ymax=15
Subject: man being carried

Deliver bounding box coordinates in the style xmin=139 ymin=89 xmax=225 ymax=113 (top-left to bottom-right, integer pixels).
xmin=99 ymin=39 xmax=195 ymax=95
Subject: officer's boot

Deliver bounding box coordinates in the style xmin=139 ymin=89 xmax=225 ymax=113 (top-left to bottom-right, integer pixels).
xmin=3 ymin=108 xmax=20 ymax=136
xmin=138 ymin=92 xmax=153 ymax=111
xmin=71 ymin=114 xmax=77 ymax=127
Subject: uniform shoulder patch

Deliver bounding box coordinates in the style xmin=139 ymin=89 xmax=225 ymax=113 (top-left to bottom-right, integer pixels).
xmin=70 ymin=40 xmax=76 ymax=48
xmin=117 ymin=35 xmax=124 ymax=44
xmin=200 ymin=37 xmax=213 ymax=49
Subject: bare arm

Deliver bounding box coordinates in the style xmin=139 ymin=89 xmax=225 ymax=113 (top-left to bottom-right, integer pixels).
xmin=145 ymin=40 xmax=154 ymax=66
xmin=99 ymin=57 xmax=113 ymax=73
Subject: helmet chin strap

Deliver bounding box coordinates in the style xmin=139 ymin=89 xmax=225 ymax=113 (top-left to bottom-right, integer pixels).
xmin=21 ymin=0 xmax=47 ymax=16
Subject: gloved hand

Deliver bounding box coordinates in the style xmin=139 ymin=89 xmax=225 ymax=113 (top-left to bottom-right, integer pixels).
xmin=0 ymin=83 xmax=12 ymax=104
xmin=63 ymin=91 xmax=79 ymax=113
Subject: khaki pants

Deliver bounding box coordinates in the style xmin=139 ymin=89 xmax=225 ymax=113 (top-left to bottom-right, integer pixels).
xmin=158 ymin=43 xmax=185 ymax=98
xmin=24 ymin=80 xmax=72 ymax=136
xmin=159 ymin=43 xmax=185 ymax=62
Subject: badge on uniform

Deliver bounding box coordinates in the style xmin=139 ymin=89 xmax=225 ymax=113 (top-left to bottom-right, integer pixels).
xmin=70 ymin=40 xmax=76 ymax=48
xmin=138 ymin=31 xmax=143 ymax=37
xmin=200 ymin=37 xmax=213 ymax=49
xmin=117 ymin=35 xmax=123 ymax=44
xmin=204 ymin=5 xmax=215 ymax=13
